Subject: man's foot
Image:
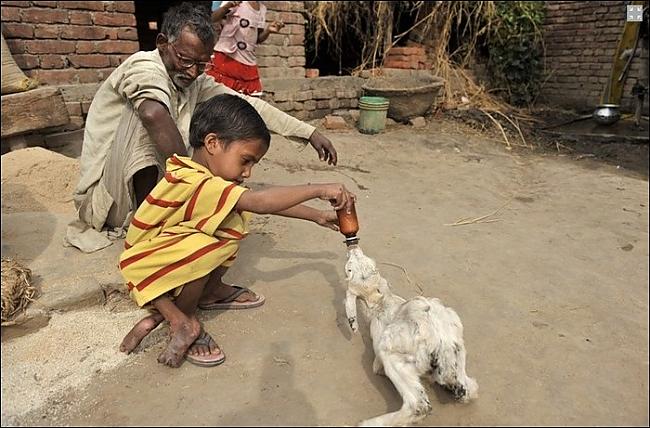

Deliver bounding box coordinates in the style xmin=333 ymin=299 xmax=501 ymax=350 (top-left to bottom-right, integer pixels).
xmin=185 ymin=330 xmax=226 ymax=367
xmin=120 ymin=313 xmax=164 ymax=354
xmin=157 ymin=317 xmax=200 ymax=368
xmin=198 ymin=284 xmax=265 ymax=310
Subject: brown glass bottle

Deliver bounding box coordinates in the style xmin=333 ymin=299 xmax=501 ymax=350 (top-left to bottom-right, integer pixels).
xmin=336 ymin=201 xmax=359 ymax=246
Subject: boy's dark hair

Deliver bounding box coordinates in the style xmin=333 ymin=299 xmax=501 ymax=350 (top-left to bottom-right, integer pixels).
xmin=161 ymin=2 xmax=214 ymax=46
xmin=190 ymin=94 xmax=271 ymax=149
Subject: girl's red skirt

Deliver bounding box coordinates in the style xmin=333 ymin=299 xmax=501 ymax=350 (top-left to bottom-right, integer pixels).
xmin=206 ymin=51 xmax=263 ymax=95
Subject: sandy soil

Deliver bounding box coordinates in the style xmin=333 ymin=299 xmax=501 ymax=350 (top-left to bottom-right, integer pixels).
xmin=1 ymin=119 xmax=648 ymax=426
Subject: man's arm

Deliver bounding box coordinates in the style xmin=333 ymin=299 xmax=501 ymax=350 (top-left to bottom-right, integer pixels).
xmin=198 ymin=76 xmax=338 ymax=164
xmin=137 ymin=99 xmax=187 ymax=157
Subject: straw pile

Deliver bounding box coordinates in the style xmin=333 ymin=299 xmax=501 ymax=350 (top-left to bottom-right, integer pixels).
xmin=1 ymin=257 xmax=37 ymax=324
xmin=306 ymin=1 xmax=539 ymax=148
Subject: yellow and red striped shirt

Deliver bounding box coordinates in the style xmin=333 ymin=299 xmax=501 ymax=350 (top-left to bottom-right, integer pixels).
xmin=119 ymin=155 xmax=250 ymax=306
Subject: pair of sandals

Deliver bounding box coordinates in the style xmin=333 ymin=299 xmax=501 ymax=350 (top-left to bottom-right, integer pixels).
xmin=185 ymin=286 xmax=265 ymax=367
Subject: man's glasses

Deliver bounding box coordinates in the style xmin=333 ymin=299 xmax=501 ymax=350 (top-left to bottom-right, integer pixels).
xmin=168 ymin=43 xmax=212 ymax=72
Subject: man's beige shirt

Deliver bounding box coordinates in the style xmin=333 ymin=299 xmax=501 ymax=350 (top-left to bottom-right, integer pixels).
xmin=75 ymin=49 xmax=315 ymax=206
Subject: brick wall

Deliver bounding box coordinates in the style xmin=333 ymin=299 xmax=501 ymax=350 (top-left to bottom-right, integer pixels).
xmin=540 ymin=1 xmax=648 ymax=112
xmin=262 ymin=76 xmax=363 ymax=120
xmin=1 ymin=1 xmax=138 ymax=85
xmin=1 ymin=1 xmax=139 ymax=132
xmin=256 ymin=1 xmax=306 ymax=79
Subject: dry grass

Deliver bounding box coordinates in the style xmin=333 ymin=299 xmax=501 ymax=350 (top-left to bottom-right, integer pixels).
xmin=306 ymin=1 xmax=537 ymax=148
xmin=1 ymin=257 xmax=37 ymax=325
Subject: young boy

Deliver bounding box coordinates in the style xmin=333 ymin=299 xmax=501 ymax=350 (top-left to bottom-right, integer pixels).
xmin=118 ymin=94 xmax=355 ymax=368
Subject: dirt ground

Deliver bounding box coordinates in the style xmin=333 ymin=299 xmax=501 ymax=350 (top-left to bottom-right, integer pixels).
xmin=1 ymin=118 xmax=648 ymax=426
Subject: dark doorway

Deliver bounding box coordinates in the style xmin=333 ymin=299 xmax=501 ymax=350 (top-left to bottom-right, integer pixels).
xmin=303 ymin=3 xmax=419 ymax=76
xmin=134 ymin=1 xmax=211 ymax=51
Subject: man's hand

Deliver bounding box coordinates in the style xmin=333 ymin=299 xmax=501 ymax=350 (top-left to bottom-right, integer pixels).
xmin=309 ymin=129 xmax=338 ymax=165
xmin=313 ymin=209 xmax=339 ymax=231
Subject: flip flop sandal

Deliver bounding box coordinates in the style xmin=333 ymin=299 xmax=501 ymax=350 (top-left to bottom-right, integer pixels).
xmin=184 ymin=331 xmax=226 ymax=367
xmin=198 ymin=285 xmax=266 ymax=310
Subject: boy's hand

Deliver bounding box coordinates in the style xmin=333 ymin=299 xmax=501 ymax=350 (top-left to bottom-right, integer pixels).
xmin=320 ymin=184 xmax=356 ymax=211
xmin=268 ymin=21 xmax=285 ymax=33
xmin=314 ymin=210 xmax=339 ymax=231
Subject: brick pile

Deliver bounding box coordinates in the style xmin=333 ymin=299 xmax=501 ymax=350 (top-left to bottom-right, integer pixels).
xmin=382 ymin=45 xmax=430 ymax=70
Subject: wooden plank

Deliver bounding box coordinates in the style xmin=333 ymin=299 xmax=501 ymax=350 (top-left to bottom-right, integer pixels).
xmin=1 ymin=86 xmax=70 ymax=138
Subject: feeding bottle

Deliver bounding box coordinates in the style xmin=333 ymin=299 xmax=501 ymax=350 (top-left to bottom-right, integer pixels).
xmin=336 ymin=200 xmax=359 ymax=246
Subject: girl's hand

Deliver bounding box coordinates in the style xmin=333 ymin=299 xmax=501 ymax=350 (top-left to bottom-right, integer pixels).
xmin=223 ymin=1 xmax=241 ymax=9
xmin=314 ymin=210 xmax=339 ymax=231
xmin=268 ymin=21 xmax=285 ymax=33
xmin=319 ymin=183 xmax=356 ymax=211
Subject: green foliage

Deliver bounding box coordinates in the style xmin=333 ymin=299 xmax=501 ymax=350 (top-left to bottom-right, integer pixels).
xmin=487 ymin=2 xmax=546 ymax=106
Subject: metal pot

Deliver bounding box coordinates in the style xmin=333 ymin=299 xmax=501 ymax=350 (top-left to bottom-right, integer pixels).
xmin=592 ymin=104 xmax=621 ymax=125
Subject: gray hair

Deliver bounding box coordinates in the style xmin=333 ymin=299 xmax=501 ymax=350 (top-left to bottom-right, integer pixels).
xmin=160 ymin=2 xmax=215 ymax=46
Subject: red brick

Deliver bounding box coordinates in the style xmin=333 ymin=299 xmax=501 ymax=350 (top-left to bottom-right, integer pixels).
xmin=75 ymin=41 xmax=97 ymax=54
xmin=266 ymin=2 xmax=292 ymax=12
xmin=32 ymin=1 xmax=58 ymax=7
xmin=68 ymin=54 xmax=111 ymax=68
xmin=2 ymin=23 xmax=34 ymax=39
xmin=69 ymin=11 xmax=93 ymax=25
xmin=4 ymin=39 xmax=26 ymax=54
xmin=12 ymin=54 xmax=39 ymax=70
xmin=39 ymin=54 xmax=66 ymax=69
xmin=95 ymin=40 xmax=139 ymax=54
xmin=25 ymin=68 xmax=114 ymax=85
xmin=25 ymin=40 xmax=75 ymax=54
xmin=388 ymin=46 xmax=425 ymax=56
xmin=34 ymin=25 xmax=61 ymax=39
xmin=61 ymin=26 xmax=107 ymax=40
xmin=1 ymin=7 xmax=21 ymax=22
xmin=21 ymin=8 xmax=69 ymax=24
xmin=279 ymin=12 xmax=304 ymax=24
xmin=115 ymin=2 xmax=136 ymax=13
xmin=59 ymin=1 xmax=105 ymax=11
xmin=305 ymin=68 xmax=319 ymax=78
xmin=1 ymin=1 xmax=29 ymax=6
xmin=92 ymin=12 xmax=136 ymax=27
xmin=105 ymin=28 xmax=119 ymax=40
xmin=117 ymin=27 xmax=138 ymax=40
xmin=383 ymin=59 xmax=415 ymax=69
xmin=288 ymin=34 xmax=304 ymax=46
xmin=323 ymin=115 xmax=347 ymax=130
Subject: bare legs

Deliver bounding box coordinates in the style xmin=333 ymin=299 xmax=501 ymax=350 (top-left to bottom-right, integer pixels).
xmin=120 ymin=274 xmax=213 ymax=367
xmin=120 ymin=267 xmax=258 ymax=366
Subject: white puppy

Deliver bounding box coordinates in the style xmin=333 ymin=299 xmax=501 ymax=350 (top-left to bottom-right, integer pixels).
xmin=345 ymin=245 xmax=478 ymax=427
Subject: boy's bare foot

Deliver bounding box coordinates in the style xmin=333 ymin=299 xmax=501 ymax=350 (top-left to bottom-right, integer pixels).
xmin=157 ymin=317 xmax=201 ymax=368
xmin=120 ymin=313 xmax=164 ymax=354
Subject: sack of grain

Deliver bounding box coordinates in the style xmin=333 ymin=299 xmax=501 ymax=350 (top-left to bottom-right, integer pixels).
xmin=1 ymin=32 xmax=39 ymax=95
